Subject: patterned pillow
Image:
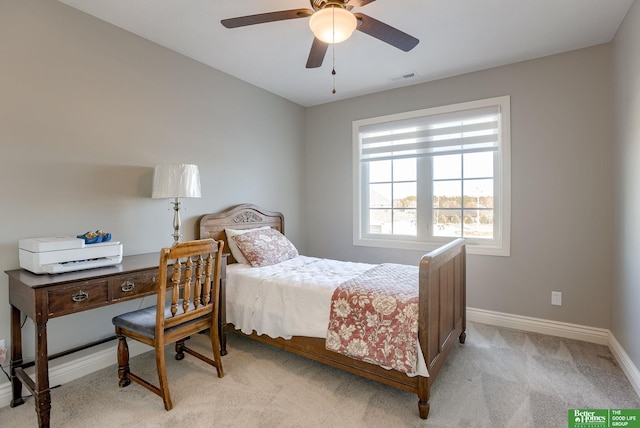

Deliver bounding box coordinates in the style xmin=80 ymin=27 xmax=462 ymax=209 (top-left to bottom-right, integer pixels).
xmin=225 ymin=226 xmax=271 ymax=264
xmin=231 ymin=228 xmax=298 ymax=267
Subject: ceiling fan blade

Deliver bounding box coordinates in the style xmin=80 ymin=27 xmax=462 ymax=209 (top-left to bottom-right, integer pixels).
xmin=306 ymin=38 xmax=329 ymax=68
xmin=221 ymin=9 xmax=313 ymax=28
xmin=349 ymin=0 xmax=377 ymax=7
xmin=353 ymin=13 xmax=419 ymax=52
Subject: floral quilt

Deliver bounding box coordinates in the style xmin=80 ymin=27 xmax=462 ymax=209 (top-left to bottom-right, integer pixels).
xmin=325 ymin=263 xmax=419 ymax=374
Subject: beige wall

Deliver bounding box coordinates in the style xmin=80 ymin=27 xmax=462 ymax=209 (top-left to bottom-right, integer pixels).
xmin=0 ymin=0 xmax=305 ymax=359
xmin=304 ymin=44 xmax=614 ymax=329
xmin=612 ymin=0 xmax=640 ymax=374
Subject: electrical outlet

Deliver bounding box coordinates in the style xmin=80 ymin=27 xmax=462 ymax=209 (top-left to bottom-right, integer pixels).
xmin=0 ymin=339 xmax=6 ymax=365
xmin=551 ymin=291 xmax=562 ymax=306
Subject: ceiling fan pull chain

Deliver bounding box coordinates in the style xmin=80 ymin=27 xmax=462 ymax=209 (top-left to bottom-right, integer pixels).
xmin=332 ymin=67 xmax=336 ymax=94
xmin=332 ymin=6 xmax=337 ymax=94
xmin=332 ymin=43 xmax=337 ymax=94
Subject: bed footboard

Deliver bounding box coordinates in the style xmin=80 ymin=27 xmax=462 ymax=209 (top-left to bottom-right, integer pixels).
xmin=417 ymin=238 xmax=466 ymax=418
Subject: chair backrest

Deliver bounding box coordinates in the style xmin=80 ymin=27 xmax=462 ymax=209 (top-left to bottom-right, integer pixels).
xmin=154 ymin=238 xmax=224 ymax=337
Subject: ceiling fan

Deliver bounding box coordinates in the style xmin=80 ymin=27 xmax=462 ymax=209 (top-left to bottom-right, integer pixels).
xmin=221 ymin=0 xmax=419 ymax=69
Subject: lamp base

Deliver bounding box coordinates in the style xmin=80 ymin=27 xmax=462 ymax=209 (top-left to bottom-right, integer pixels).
xmin=171 ymin=198 xmax=182 ymax=245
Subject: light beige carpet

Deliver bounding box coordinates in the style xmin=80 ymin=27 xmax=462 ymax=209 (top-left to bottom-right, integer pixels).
xmin=1 ymin=322 xmax=638 ymax=427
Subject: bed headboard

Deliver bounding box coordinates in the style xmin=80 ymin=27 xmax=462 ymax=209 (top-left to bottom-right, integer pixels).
xmin=197 ymin=204 xmax=285 ymax=264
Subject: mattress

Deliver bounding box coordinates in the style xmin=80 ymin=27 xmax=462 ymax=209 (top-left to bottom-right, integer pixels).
xmin=226 ymin=255 xmax=429 ymax=376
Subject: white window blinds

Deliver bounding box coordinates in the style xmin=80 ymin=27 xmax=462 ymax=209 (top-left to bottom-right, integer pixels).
xmin=358 ymin=104 xmax=501 ymax=162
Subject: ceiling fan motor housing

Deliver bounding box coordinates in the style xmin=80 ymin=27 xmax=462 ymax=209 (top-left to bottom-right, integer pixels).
xmin=311 ymin=0 xmax=352 ymax=12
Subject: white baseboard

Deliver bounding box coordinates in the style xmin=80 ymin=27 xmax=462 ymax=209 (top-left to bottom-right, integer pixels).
xmin=467 ymin=306 xmax=640 ymax=399
xmin=608 ymin=332 xmax=640 ymax=398
xmin=467 ymin=307 xmax=610 ymax=345
xmin=0 ymin=340 xmax=150 ymax=409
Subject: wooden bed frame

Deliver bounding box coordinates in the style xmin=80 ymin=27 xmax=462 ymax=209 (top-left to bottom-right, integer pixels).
xmin=197 ymin=203 xmax=466 ymax=419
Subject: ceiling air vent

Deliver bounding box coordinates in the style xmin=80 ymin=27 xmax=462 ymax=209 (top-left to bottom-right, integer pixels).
xmin=391 ymin=72 xmax=417 ymax=82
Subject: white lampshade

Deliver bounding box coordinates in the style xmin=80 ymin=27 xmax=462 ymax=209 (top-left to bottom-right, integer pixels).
xmin=309 ymin=7 xmax=357 ymax=44
xmin=152 ymin=163 xmax=201 ymax=199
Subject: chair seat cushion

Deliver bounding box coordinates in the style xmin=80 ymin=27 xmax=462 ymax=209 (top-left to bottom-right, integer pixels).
xmin=112 ymin=300 xmax=208 ymax=339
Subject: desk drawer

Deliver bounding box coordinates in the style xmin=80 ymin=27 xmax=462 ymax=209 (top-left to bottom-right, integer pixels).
xmin=110 ymin=271 xmax=157 ymax=301
xmin=48 ymin=280 xmax=109 ymax=317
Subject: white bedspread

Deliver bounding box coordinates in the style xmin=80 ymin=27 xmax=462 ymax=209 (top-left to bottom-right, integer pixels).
xmin=227 ymin=256 xmax=372 ymax=339
xmin=226 ymin=255 xmax=429 ymax=376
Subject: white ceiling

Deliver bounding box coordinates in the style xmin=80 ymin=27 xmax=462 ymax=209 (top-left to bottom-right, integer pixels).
xmin=57 ymin=0 xmax=634 ymax=107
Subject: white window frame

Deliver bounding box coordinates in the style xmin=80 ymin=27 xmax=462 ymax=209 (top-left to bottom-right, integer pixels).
xmin=352 ymin=96 xmax=511 ymax=256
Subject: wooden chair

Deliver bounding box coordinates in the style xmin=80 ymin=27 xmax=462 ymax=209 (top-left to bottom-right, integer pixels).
xmin=112 ymin=238 xmax=225 ymax=410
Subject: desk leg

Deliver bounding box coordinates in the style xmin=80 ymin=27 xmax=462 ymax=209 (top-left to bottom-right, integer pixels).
xmin=9 ymin=304 xmax=24 ymax=407
xmin=35 ymin=320 xmax=52 ymax=428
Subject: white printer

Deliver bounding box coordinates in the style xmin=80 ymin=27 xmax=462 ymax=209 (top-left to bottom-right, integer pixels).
xmin=19 ymin=236 xmax=123 ymax=274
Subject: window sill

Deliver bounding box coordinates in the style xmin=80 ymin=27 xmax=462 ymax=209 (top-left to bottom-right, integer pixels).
xmin=354 ymin=236 xmax=510 ymax=257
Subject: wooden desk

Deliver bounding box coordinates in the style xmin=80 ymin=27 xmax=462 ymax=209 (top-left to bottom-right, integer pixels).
xmin=5 ymin=252 xmax=227 ymax=428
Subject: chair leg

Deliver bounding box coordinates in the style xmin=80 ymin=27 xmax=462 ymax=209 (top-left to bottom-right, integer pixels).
xmin=116 ymin=332 xmax=131 ymax=388
xmin=209 ymin=327 xmax=224 ymax=378
xmin=156 ymin=346 xmax=173 ymax=411
xmin=175 ymin=339 xmax=185 ymax=361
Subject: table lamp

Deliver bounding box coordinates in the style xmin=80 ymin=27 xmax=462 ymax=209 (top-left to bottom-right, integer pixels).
xmin=152 ymin=163 xmax=201 ymax=245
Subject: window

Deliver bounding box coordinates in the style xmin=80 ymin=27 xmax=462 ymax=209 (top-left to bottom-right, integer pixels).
xmin=353 ymin=96 xmax=510 ymax=256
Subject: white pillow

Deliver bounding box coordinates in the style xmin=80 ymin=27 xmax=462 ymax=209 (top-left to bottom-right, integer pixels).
xmin=225 ymin=226 xmax=271 ymax=264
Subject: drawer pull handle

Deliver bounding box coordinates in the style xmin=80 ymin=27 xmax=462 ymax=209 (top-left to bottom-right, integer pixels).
xmin=121 ymin=281 xmax=135 ymax=292
xmin=72 ymin=290 xmax=89 ymax=302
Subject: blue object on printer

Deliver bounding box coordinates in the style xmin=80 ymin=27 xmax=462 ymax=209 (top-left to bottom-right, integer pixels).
xmin=76 ymin=230 xmax=112 ymax=244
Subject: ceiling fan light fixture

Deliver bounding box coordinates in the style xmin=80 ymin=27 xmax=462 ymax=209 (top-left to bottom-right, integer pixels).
xmin=309 ymin=7 xmax=357 ymax=44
